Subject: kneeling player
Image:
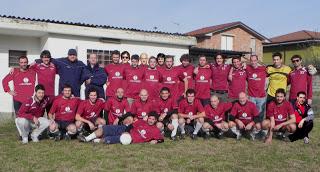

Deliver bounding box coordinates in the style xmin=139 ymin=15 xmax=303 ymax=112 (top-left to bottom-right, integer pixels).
xmin=79 ymin=112 xmax=164 ymax=144
xmin=155 ymin=87 xmax=179 ymax=140
xmin=263 ymin=89 xmax=296 ymax=144
xmin=48 ymin=84 xmax=80 ymax=140
xmin=229 ymin=92 xmax=261 ymax=140
xmin=75 ymin=88 xmax=106 ymax=134
xmin=178 ymin=89 xmax=205 ymax=139
xmin=202 ymin=95 xmax=232 ymax=139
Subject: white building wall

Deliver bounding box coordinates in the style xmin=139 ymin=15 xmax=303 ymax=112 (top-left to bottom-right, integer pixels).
xmin=0 ymin=34 xmax=41 ymax=112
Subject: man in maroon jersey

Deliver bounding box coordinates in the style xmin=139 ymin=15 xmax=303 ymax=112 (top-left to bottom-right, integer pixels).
xmin=143 ymin=56 xmax=162 ymax=100
xmin=228 ymin=56 xmax=247 ymax=101
xmin=176 ymin=54 xmax=194 ymax=102
xmin=15 ymin=84 xmax=52 ymax=144
xmin=79 ymin=112 xmax=164 ymax=144
xmin=178 ymin=89 xmax=205 ymax=139
xmin=104 ymin=50 xmax=125 ymax=99
xmin=156 ymin=53 xmax=166 ymax=68
xmin=262 ymin=88 xmax=296 ymax=144
xmin=229 ymin=92 xmax=261 ymax=140
xmin=139 ymin=53 xmax=149 ymax=69
xmin=2 ymin=56 xmax=36 ymax=113
xmin=48 ymin=84 xmax=80 ymax=141
xmin=210 ymin=54 xmax=231 ymax=102
xmin=155 ymin=87 xmax=179 ymax=140
xmin=202 ymin=95 xmax=232 ymax=139
xmin=160 ymin=55 xmax=188 ymax=102
xmin=246 ymin=55 xmax=267 ymax=122
xmin=130 ymin=89 xmax=154 ymax=120
xmin=75 ymin=88 xmax=106 ymax=133
xmin=124 ymin=54 xmax=145 ymax=105
xmin=194 ymin=55 xmax=212 ymax=106
xmin=288 ymin=55 xmax=313 ymax=105
xmin=105 ymin=87 xmax=130 ymax=125
xmin=120 ymin=51 xmax=131 ymax=67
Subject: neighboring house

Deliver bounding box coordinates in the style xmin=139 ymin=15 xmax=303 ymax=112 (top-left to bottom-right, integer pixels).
xmin=186 ymin=21 xmax=269 ymax=63
xmin=263 ymin=30 xmax=320 ymax=65
xmin=0 ymin=15 xmax=196 ymax=113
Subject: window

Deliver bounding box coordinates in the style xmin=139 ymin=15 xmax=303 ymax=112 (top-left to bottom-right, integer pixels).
xmin=221 ymin=35 xmax=233 ymax=51
xmin=9 ymin=50 xmax=27 ymax=67
xmin=250 ymin=38 xmax=256 ymax=53
xmin=87 ymin=49 xmax=112 ymax=67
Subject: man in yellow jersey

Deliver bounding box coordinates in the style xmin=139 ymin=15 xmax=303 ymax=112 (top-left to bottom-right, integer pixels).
xmin=266 ymin=52 xmax=291 ymax=104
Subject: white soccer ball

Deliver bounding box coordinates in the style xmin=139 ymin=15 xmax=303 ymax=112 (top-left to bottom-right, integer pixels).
xmin=120 ymin=133 xmax=132 ymax=145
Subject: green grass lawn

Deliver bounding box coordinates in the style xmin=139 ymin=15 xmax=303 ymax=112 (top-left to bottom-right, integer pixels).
xmin=0 ymin=119 xmax=319 ymax=172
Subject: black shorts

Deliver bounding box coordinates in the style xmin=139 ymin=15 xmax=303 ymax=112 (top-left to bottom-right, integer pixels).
xmin=56 ymin=120 xmax=73 ymax=131
xmin=161 ymin=111 xmax=176 ymax=125
xmin=204 ymin=118 xmax=215 ymax=127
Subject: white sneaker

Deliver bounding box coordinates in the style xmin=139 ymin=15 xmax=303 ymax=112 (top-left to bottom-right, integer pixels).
xmin=236 ymin=133 xmax=242 ymax=140
xmin=303 ymin=137 xmax=310 ymax=144
xmin=31 ymin=136 xmax=39 ymax=143
xmin=249 ymin=132 xmax=255 ymax=141
xmin=22 ymin=137 xmax=28 ymax=144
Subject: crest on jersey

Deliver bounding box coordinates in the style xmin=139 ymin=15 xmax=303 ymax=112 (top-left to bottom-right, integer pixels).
xmin=90 ymin=112 xmax=96 ymax=118
xmin=188 ymin=112 xmax=193 ymax=116
xmin=65 ymin=106 xmax=71 ymax=112
xmin=141 ymin=112 xmax=147 ymax=117
xmin=183 ymin=72 xmax=188 ymax=76
xmin=23 ymin=77 xmax=29 ymax=83
xmin=278 ymin=114 xmax=283 ymax=119
xmin=116 ymin=109 xmax=120 ymax=114
xmin=200 ymin=75 xmax=205 ymax=80
xmin=115 ymin=72 xmax=120 ymax=77
xmin=252 ymin=73 xmax=257 ymax=79
xmin=133 ymin=75 xmax=138 ymax=80
xmin=164 ymin=108 xmax=168 ymax=113
xmin=150 ymin=75 xmax=155 ymax=80
xmin=167 ymin=77 xmax=172 ymax=81
xmin=242 ymin=113 xmax=247 ymax=118
xmin=214 ymin=116 xmax=219 ymax=120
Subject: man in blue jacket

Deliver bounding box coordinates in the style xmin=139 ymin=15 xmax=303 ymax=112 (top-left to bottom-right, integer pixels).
xmin=85 ymin=53 xmax=107 ymax=99
xmin=36 ymin=49 xmax=90 ymax=97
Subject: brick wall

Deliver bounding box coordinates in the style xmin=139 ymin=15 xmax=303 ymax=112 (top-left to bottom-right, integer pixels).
xmin=196 ymin=27 xmax=263 ymax=59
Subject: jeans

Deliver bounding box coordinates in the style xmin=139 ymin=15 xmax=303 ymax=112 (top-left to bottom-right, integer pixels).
xmin=249 ymin=96 xmax=266 ymax=122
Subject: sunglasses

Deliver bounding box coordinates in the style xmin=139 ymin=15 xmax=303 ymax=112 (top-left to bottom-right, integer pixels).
xmin=292 ymin=59 xmax=300 ymax=63
xmin=122 ymin=56 xmax=129 ymax=59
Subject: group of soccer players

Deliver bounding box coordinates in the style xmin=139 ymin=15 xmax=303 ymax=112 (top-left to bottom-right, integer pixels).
xmin=2 ymin=48 xmax=316 ymax=145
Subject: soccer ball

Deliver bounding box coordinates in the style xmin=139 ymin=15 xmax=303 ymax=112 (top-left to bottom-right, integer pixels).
xmin=120 ymin=133 xmax=132 ymax=145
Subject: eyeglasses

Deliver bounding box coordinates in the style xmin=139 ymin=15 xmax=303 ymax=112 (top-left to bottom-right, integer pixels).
xmin=292 ymin=59 xmax=300 ymax=63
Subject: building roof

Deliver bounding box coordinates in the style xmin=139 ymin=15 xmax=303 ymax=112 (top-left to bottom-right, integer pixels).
xmin=265 ymin=30 xmax=320 ymax=46
xmin=0 ymin=14 xmax=185 ymax=36
xmin=186 ymin=21 xmax=269 ymax=41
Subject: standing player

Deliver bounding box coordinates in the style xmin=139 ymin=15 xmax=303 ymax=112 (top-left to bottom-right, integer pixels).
xmin=202 ymin=95 xmax=232 ymax=139
xmin=121 ymin=51 xmax=131 ymax=67
xmin=139 ymin=53 xmax=149 ymax=69
xmin=246 ymin=55 xmax=267 ymax=122
xmin=123 ymin=54 xmax=145 ymax=105
xmin=156 ymin=53 xmax=166 ymax=69
xmin=105 ymin=50 xmax=125 ymax=99
xmin=160 ymin=55 xmax=188 ymax=102
xmin=210 ymin=54 xmax=231 ymax=102
xmin=15 ymin=84 xmax=52 ymax=144
xmin=288 ymin=55 xmax=313 ymax=105
xmin=194 ymin=55 xmax=212 ymax=106
xmin=143 ymin=56 xmax=162 ymax=101
xmin=266 ymin=52 xmax=291 ymax=104
xmin=85 ymin=53 xmax=107 ymax=99
xmin=262 ymin=89 xmax=296 ymax=144
xmin=75 ymin=88 xmax=106 ymax=134
xmin=104 ymin=88 xmax=130 ymax=125
xmin=178 ymin=89 xmax=205 ymax=139
xmin=176 ymin=54 xmax=194 ymax=101
xmin=229 ymin=92 xmax=261 ymax=140
xmin=2 ymin=56 xmax=36 ymax=113
xmin=228 ymin=56 xmax=247 ymax=101
xmin=155 ymin=87 xmax=179 ymax=140
xmin=48 ymin=84 xmax=80 ymax=140
xmin=130 ymin=89 xmax=154 ymax=120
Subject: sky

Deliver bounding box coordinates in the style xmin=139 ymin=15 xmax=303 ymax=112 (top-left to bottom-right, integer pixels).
xmin=1 ymin=0 xmax=319 ymax=38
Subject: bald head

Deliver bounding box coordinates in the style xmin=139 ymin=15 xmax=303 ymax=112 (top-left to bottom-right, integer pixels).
xmin=210 ymin=95 xmax=220 ymax=108
xmin=139 ymin=89 xmax=149 ymax=102
xmin=238 ymin=92 xmax=247 ymax=105
xmin=116 ymin=87 xmax=124 ymax=99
